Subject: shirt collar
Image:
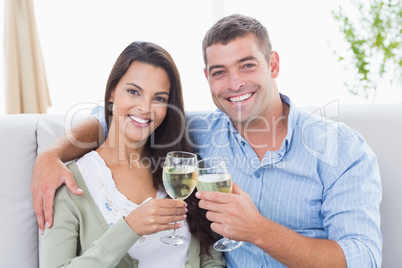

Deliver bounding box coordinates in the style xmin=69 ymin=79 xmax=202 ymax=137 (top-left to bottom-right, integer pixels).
xmin=280 ymin=93 xmax=299 ymax=153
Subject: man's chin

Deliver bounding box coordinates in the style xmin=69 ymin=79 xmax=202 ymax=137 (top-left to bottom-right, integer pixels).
xmin=226 ymin=111 xmax=250 ymax=126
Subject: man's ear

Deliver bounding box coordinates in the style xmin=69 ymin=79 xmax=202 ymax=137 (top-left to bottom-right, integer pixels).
xmin=204 ymin=68 xmax=209 ymax=80
xmin=270 ymin=51 xmax=280 ymax=78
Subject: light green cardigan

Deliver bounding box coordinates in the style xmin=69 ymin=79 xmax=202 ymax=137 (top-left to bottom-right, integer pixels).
xmin=41 ymin=161 xmax=225 ymax=268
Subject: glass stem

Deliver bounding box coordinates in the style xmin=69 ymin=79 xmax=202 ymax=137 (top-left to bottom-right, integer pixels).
xmin=172 ymin=222 xmax=177 ymax=237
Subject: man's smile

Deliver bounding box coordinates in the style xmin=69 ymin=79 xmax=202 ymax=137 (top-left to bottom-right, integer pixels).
xmin=228 ymin=93 xmax=254 ymax=103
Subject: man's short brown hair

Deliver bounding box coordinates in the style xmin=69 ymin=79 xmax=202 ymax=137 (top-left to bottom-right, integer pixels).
xmin=202 ymin=14 xmax=272 ymax=67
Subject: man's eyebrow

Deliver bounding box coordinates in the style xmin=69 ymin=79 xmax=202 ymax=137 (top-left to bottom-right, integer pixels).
xmin=238 ymin=56 xmax=258 ymax=63
xmin=208 ymin=56 xmax=258 ymax=73
xmin=208 ymin=64 xmax=224 ymax=74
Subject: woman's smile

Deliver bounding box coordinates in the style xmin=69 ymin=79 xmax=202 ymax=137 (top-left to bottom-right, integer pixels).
xmin=128 ymin=114 xmax=152 ymax=127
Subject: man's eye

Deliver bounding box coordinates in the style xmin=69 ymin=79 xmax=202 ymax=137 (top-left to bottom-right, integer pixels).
xmin=212 ymin=70 xmax=224 ymax=77
xmin=244 ymin=63 xmax=255 ymax=69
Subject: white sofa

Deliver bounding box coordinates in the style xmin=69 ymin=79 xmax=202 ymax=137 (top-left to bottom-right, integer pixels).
xmin=0 ymin=104 xmax=401 ymax=267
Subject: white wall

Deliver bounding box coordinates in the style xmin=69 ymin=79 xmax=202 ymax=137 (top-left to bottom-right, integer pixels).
xmin=1 ymin=0 xmax=401 ymax=115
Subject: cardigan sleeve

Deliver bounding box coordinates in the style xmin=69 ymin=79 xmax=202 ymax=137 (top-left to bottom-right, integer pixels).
xmin=41 ymin=186 xmax=141 ymax=268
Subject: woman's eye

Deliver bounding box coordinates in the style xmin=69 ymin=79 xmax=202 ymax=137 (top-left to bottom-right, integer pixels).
xmin=128 ymin=89 xmax=139 ymax=95
xmin=155 ymin=97 xmax=167 ymax=102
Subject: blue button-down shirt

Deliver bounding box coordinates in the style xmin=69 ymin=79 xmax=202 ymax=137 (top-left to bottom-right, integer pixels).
xmin=92 ymin=94 xmax=382 ymax=267
xmin=186 ymin=95 xmax=382 ymax=268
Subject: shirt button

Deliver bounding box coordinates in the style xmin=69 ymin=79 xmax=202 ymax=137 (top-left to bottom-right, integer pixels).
xmin=241 ymin=141 xmax=246 ymax=146
xmin=255 ymin=172 xmax=261 ymax=178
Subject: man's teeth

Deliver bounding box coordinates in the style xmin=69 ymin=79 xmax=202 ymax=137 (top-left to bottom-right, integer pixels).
xmin=229 ymin=93 xmax=253 ymax=103
xmin=129 ymin=115 xmax=150 ymax=124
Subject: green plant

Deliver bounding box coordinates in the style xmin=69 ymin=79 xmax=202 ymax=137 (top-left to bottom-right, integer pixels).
xmin=332 ymin=0 xmax=402 ymax=101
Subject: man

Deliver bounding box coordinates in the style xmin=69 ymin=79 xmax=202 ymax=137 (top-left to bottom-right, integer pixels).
xmin=32 ymin=14 xmax=382 ymax=267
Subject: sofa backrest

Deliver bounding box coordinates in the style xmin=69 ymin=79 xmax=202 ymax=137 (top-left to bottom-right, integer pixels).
xmin=336 ymin=104 xmax=402 ymax=268
xmin=308 ymin=103 xmax=402 ymax=267
xmin=0 ymin=104 xmax=401 ymax=267
xmin=0 ymin=114 xmax=85 ymax=268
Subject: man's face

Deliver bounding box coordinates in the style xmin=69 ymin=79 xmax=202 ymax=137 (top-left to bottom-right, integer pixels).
xmin=204 ymin=34 xmax=279 ymax=128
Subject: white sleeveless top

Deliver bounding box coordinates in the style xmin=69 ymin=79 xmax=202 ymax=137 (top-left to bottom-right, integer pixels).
xmin=76 ymin=151 xmax=190 ymax=268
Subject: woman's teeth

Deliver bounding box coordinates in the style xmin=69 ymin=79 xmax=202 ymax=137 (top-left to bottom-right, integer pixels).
xmin=229 ymin=93 xmax=253 ymax=103
xmin=129 ymin=115 xmax=150 ymax=124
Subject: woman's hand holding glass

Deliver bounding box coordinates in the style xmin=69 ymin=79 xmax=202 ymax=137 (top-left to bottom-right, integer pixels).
xmin=196 ymin=157 xmax=244 ymax=252
xmin=160 ymin=151 xmax=198 ymax=246
xmin=124 ymin=198 xmax=187 ymax=236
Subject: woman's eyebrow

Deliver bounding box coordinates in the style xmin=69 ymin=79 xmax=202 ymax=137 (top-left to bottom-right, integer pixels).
xmin=126 ymin=83 xmax=143 ymax=92
xmin=126 ymin=83 xmax=169 ymax=96
xmin=154 ymin=91 xmax=170 ymax=96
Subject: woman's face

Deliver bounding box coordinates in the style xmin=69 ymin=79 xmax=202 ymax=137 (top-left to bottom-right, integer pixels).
xmin=109 ymin=61 xmax=170 ymax=145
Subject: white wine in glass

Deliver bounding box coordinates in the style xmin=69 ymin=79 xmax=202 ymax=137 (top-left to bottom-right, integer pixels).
xmin=196 ymin=173 xmax=232 ymax=193
xmin=196 ymin=157 xmax=244 ymax=252
xmin=163 ymin=166 xmax=197 ymax=200
xmin=160 ymin=151 xmax=197 ymax=246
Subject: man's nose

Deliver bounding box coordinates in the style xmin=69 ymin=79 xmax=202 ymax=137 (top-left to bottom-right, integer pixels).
xmin=227 ymin=70 xmax=245 ymax=91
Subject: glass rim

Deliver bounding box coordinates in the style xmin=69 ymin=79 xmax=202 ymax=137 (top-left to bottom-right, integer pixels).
xmin=166 ymin=151 xmax=197 ymax=159
xmin=196 ymin=156 xmax=229 ymax=171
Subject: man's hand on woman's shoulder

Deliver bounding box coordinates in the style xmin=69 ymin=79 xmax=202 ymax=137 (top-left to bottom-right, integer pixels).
xmin=31 ymin=151 xmax=83 ymax=234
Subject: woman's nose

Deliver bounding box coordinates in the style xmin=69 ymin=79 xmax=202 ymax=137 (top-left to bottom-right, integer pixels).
xmin=136 ymin=98 xmax=152 ymax=113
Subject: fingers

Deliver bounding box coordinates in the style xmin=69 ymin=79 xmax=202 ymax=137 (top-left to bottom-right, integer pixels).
xmin=125 ymin=201 xmax=188 ymax=235
xmin=231 ymin=182 xmax=242 ymax=194
xmin=32 ymin=194 xmax=45 ymax=234
xmin=195 ymin=190 xmax=234 ymax=204
xmin=149 ymin=203 xmax=188 ymax=221
xmin=31 ymin=161 xmax=45 ymax=233
xmin=160 ymin=214 xmax=187 ymax=225
xmin=157 ymin=199 xmax=187 ymax=208
xmin=196 ymin=192 xmax=237 ymax=213
xmin=63 ymin=175 xmax=84 ymax=195
xmin=43 ymin=189 xmax=56 ymax=229
xmin=31 ymin=153 xmax=78 ymax=233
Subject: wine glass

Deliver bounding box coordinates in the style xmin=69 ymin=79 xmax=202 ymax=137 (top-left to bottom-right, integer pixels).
xmin=196 ymin=156 xmax=244 ymax=252
xmin=160 ymin=151 xmax=197 ymax=246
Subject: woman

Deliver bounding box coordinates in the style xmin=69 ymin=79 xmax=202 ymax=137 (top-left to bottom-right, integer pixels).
xmin=41 ymin=41 xmax=225 ymax=268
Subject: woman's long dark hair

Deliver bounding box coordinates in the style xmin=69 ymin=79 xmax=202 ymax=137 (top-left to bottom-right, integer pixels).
xmin=104 ymin=41 xmax=215 ymax=254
